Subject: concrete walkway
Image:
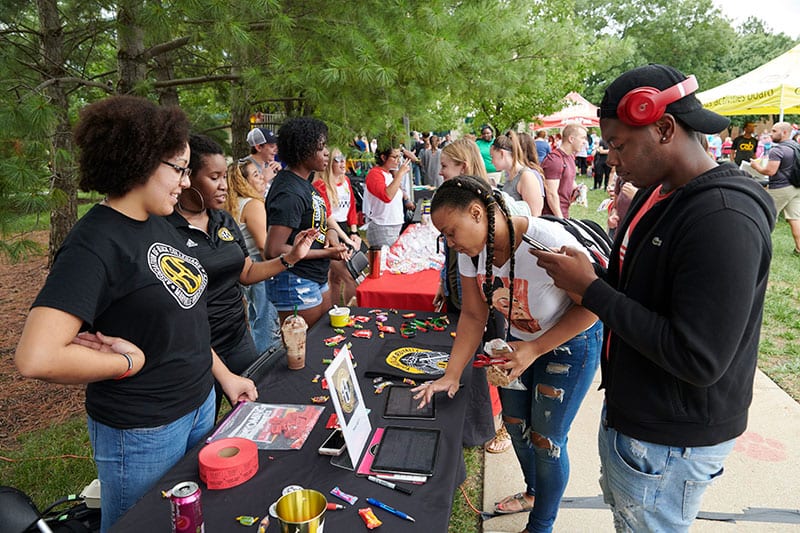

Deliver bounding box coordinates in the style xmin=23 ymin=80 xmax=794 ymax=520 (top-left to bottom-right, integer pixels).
xmin=483 ymin=369 xmax=800 ymax=532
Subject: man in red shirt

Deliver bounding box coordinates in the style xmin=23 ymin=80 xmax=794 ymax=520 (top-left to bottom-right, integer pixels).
xmin=542 ymin=123 xmax=587 ymax=218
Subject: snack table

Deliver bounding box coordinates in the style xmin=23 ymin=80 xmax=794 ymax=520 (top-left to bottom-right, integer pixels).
xmin=111 ymin=307 xmax=469 ymax=532
xmin=357 ymin=222 xmax=444 ymax=312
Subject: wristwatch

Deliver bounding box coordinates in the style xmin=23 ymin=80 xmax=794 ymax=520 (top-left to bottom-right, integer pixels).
xmin=279 ymin=253 xmax=294 ymax=269
xmin=348 ymin=231 xmax=359 ymax=236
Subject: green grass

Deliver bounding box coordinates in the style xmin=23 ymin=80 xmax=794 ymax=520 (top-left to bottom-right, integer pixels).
xmin=0 ymin=418 xmax=96 ymax=506
xmin=448 ymin=446 xmax=484 ymax=532
xmin=3 ymin=177 xmax=799 ymax=528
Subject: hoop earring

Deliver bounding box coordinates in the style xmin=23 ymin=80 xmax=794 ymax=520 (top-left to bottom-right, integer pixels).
xmin=178 ymin=186 xmax=205 ymax=214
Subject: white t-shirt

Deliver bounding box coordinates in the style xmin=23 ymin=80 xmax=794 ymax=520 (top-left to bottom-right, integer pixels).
xmin=458 ymin=216 xmax=587 ymax=341
xmin=364 ymin=168 xmax=404 ymax=225
xmin=331 ymin=181 xmax=352 ymax=222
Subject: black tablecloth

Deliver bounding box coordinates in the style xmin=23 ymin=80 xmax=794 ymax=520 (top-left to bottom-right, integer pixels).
xmin=112 ymin=307 xmax=470 ymax=532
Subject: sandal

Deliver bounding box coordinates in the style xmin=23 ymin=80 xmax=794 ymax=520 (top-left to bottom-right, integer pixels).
xmin=494 ymin=492 xmax=534 ymax=514
xmin=484 ymin=425 xmax=512 ymax=454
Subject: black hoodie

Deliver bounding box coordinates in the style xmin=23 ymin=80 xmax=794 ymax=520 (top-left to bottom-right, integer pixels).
xmin=583 ymin=163 xmax=776 ymax=447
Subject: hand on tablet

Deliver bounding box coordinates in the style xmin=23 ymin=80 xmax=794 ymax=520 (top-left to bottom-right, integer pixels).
xmin=412 ymin=374 xmax=460 ymax=408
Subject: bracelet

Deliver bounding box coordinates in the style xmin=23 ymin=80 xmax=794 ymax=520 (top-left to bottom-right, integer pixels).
xmin=348 ymin=231 xmax=359 ymax=236
xmin=279 ymin=253 xmax=294 ymax=269
xmin=114 ymin=352 xmax=134 ymax=380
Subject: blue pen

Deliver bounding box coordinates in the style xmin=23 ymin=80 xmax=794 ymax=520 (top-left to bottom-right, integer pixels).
xmin=365 ymin=497 xmax=416 ymax=523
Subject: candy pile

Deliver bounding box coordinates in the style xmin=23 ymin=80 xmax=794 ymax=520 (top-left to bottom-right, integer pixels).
xmin=385 ymin=222 xmax=444 ymax=274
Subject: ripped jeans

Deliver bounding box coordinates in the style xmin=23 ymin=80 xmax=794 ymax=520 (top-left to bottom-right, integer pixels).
xmin=498 ymin=320 xmax=602 ymax=533
xmin=598 ymin=405 xmax=735 ymax=532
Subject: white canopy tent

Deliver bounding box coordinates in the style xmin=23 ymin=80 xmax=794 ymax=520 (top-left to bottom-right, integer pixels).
xmin=697 ymin=43 xmax=800 ymax=120
xmin=536 ymin=92 xmax=600 ymax=129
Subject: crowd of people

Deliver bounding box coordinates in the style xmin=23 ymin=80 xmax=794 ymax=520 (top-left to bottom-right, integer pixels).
xmin=13 ymin=61 xmax=796 ymax=533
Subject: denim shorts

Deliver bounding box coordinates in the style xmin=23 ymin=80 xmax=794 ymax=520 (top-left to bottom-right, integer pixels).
xmin=265 ymin=270 xmax=329 ymax=311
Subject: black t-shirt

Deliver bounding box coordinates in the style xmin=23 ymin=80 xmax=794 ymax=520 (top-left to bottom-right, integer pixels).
xmin=265 ymin=169 xmax=330 ymax=284
xmin=33 ymin=205 xmax=213 ymax=429
xmin=166 ymin=209 xmax=250 ymax=360
xmin=594 ymin=139 xmax=609 ymax=165
xmin=732 ymin=135 xmax=757 ymax=165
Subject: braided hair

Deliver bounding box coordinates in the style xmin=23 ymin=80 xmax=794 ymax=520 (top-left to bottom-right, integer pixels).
xmin=430 ymin=175 xmax=516 ymax=339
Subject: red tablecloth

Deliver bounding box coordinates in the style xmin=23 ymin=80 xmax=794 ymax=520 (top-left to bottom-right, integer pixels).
xmin=356 ymin=268 xmax=440 ymax=311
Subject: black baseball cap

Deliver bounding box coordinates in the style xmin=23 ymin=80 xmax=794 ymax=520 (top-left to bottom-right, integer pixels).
xmin=599 ymin=64 xmax=729 ymax=134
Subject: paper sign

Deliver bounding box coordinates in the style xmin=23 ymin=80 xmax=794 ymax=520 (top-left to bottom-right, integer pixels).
xmin=324 ymin=345 xmax=372 ymax=467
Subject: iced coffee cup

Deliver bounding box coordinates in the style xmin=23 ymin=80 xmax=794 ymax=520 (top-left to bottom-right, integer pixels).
xmin=282 ymin=314 xmax=308 ymax=370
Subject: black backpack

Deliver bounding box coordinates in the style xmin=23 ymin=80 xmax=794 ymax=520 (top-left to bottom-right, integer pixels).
xmin=782 ymin=141 xmax=800 ymax=187
xmin=540 ymin=215 xmax=612 ymax=268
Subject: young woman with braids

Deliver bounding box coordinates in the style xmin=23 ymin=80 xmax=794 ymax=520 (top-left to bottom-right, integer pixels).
xmin=413 ymin=175 xmax=602 ymax=533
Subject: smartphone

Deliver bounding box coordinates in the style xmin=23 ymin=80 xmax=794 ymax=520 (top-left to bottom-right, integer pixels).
xmin=521 ymin=233 xmax=552 ymax=252
xmin=318 ymin=429 xmax=346 ymax=456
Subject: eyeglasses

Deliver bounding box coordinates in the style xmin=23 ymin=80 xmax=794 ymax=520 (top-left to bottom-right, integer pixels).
xmin=333 ymin=156 xmax=346 ymax=163
xmin=161 ymin=160 xmax=192 ymax=179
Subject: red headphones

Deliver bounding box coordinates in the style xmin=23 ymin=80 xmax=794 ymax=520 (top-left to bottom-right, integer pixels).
xmin=616 ymin=75 xmax=698 ymax=126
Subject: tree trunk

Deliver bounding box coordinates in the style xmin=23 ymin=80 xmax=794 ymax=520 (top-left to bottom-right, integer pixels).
xmin=154 ymin=52 xmax=180 ymax=107
xmin=117 ymin=2 xmax=146 ymax=94
xmin=35 ymin=0 xmax=77 ymax=267
xmin=230 ymin=66 xmax=250 ymax=159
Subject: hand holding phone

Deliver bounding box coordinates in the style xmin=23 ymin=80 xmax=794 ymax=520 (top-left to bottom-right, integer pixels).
xmin=521 ymin=233 xmax=552 ymax=253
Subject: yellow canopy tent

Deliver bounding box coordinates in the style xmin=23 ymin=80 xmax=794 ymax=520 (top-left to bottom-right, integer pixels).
xmin=697 ymin=43 xmax=800 ymax=120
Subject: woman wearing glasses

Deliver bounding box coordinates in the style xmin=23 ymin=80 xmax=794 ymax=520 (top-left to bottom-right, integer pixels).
xmin=363 ymin=144 xmax=414 ymax=248
xmin=313 ymin=148 xmax=361 ymax=305
xmin=14 ymin=96 xmax=259 ymax=531
xmin=168 ymin=134 xmax=317 ymax=412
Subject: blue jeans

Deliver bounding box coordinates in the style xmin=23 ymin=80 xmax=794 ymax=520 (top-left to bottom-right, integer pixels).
xmin=598 ymin=407 xmax=735 ymax=532
xmin=242 ymin=265 xmax=282 ymax=354
xmin=498 ymin=320 xmax=602 ymax=533
xmin=88 ymin=389 xmax=215 ymax=532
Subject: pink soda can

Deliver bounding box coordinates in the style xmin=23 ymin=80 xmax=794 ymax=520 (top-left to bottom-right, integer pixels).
xmin=166 ymin=481 xmax=204 ymax=533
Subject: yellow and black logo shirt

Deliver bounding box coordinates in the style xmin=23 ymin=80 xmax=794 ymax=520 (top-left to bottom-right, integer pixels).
xmin=33 ymin=204 xmax=213 ymax=428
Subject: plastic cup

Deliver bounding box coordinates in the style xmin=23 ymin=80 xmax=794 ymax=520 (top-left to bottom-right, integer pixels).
xmin=328 ymin=307 xmax=350 ymax=328
xmin=281 ymin=315 xmax=307 ymax=370
xmin=275 ymin=489 xmax=326 ymax=533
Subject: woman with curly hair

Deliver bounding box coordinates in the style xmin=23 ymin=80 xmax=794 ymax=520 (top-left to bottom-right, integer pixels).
xmin=265 ymin=117 xmax=349 ymax=327
xmin=14 ymin=96 xmax=258 ymax=532
xmin=312 ymin=147 xmax=362 ymax=305
xmin=413 ymin=175 xmax=601 ymax=533
xmin=168 ymin=135 xmax=316 ymax=411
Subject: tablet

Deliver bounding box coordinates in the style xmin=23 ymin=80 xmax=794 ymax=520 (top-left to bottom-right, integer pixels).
xmin=370 ymin=426 xmax=440 ymax=477
xmin=383 ymin=386 xmax=435 ymax=420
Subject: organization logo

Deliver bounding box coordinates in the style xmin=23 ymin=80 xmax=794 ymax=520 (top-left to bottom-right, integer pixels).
xmin=311 ymin=193 xmax=328 ymax=244
xmin=147 ymin=242 xmax=207 ymax=309
xmin=217 ymin=227 xmax=235 ymax=242
xmin=385 ymin=346 xmax=448 ymax=376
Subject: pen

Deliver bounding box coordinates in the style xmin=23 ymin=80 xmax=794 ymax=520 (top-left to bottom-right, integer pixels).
xmin=367 ymin=475 xmax=413 ymax=495
xmin=366 ymin=497 xmax=415 ymax=522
